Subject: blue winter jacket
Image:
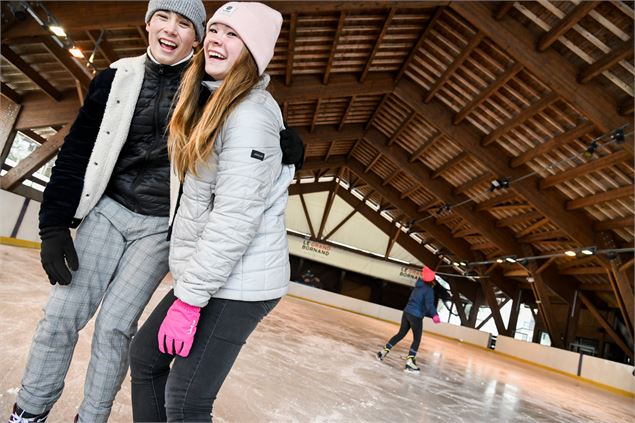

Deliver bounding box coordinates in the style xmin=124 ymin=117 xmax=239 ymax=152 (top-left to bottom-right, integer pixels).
xmin=404 ymin=278 xmax=438 ymax=318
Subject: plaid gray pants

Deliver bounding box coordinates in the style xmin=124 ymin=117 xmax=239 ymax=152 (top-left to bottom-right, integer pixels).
xmin=17 ymin=196 xmax=170 ymax=423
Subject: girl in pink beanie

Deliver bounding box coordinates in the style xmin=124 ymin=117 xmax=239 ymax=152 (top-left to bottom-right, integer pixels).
xmin=376 ymin=266 xmax=441 ymax=372
xmin=129 ymin=3 xmax=292 ymax=421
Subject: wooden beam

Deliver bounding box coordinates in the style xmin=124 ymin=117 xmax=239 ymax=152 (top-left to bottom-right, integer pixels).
xmin=298 ymin=190 xmax=315 ymax=238
xmin=15 ymin=90 xmax=80 ymax=130
xmin=41 ymin=38 xmax=92 ymax=90
xmin=431 ymin=151 xmax=470 ymax=179
xmin=137 ymin=25 xmax=148 ymax=45
xmin=474 ymin=191 xmax=517 ymax=213
xmin=1 ymin=44 xmax=62 ymax=101
xmin=87 ymin=29 xmax=120 ymax=65
xmin=478 ymin=278 xmax=508 ymax=335
xmin=338 ymin=96 xmax=355 ymax=131
xmin=310 ymin=98 xmax=322 ymax=133
xmin=449 ymin=2 xmax=632 ymax=148
xmin=515 ymin=217 xmax=549 ymax=239
xmin=453 ymin=172 xmax=492 ymax=196
xmin=579 ymin=40 xmax=634 ymax=84
xmin=518 ymin=230 xmax=566 ymax=243
xmin=323 ymin=190 xmax=374 ymax=240
xmin=409 ymin=132 xmax=442 ymax=163
xmin=537 ymin=2 xmax=600 ymax=52
xmin=360 ymin=8 xmax=395 ymax=83
xmin=493 ymin=2 xmax=515 ymax=20
xmin=317 ymin=170 xmax=342 ymax=239
xmin=1 ymin=125 xmax=70 ymax=190
xmin=400 ymin=184 xmax=420 ymax=200
xmin=348 ymin=158 xmax=476 ymax=260
xmin=578 ymin=291 xmax=632 ymax=359
xmin=482 ymin=92 xmax=558 ymax=146
xmin=496 ymin=211 xmax=543 ymax=228
xmin=560 ymin=267 xmax=607 ymax=276
xmin=366 ymin=93 xmax=390 ymax=130
xmin=540 ymin=150 xmax=631 ymax=190
xmin=425 ymin=32 xmax=484 ymax=103
xmin=323 ymin=11 xmax=347 ymax=84
xmin=450 ymin=285 xmax=468 ymax=326
xmin=594 ymin=216 xmax=634 ymax=231
xmin=272 ymin=72 xmax=395 ymax=102
xmin=384 ymin=221 xmax=402 ymax=258
xmin=510 ymin=121 xmax=594 ymax=168
xmin=301 ymin=157 xmax=346 ymax=172
xmin=381 ymin=168 xmax=401 ymax=187
xmin=387 ymin=111 xmax=416 ymax=146
xmin=619 ymin=97 xmax=634 ymax=117
xmin=286 ymin=13 xmax=297 ymax=86
xmin=289 ymin=181 xmax=334 ymax=196
xmin=396 ymin=6 xmax=444 ymax=82
xmin=394 ymin=78 xmax=596 ymax=246
xmin=364 ymin=152 xmax=383 ymax=173
xmin=566 ymin=185 xmax=633 ymax=210
xmin=476 ymin=298 xmax=511 ymax=330
xmin=454 ymin=62 xmax=523 ymax=125
xmin=1 ymin=82 xmax=21 ymax=104
xmin=296 ymin=124 xmax=364 ymax=145
xmin=364 ymin=129 xmax=523 ymax=255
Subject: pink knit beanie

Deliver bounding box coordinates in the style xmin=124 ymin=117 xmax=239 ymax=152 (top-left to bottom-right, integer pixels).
xmin=208 ymin=2 xmax=282 ymax=75
xmin=421 ymin=266 xmax=436 ymax=283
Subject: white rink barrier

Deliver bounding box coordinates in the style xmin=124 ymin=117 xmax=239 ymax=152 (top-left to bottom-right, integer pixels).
xmin=580 ymin=354 xmax=635 ymax=395
xmin=287 ymin=282 xmax=490 ymax=349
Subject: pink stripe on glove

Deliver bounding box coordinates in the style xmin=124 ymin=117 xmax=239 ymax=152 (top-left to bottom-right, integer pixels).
xmin=158 ymin=298 xmax=201 ymax=357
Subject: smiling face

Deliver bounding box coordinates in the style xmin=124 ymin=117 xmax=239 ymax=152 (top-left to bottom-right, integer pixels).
xmin=146 ymin=10 xmax=199 ymax=65
xmin=203 ymin=22 xmax=246 ymax=80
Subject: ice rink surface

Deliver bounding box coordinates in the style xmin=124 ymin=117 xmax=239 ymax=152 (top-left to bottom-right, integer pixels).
xmin=1 ymin=244 xmax=633 ymax=422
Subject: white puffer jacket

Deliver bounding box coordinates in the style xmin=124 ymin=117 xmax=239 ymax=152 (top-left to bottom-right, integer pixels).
xmin=169 ymin=75 xmax=294 ymax=307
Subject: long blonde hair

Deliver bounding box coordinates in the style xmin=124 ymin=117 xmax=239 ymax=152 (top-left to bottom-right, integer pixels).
xmin=168 ymin=46 xmax=260 ymax=181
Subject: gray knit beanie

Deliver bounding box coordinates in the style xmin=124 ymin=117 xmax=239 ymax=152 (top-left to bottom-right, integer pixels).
xmin=145 ymin=0 xmax=207 ymax=41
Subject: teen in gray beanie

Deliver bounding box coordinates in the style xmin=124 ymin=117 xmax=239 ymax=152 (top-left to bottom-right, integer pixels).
xmin=145 ymin=0 xmax=207 ymax=41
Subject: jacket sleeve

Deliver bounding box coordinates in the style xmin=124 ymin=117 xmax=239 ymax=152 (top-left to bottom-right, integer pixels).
xmin=173 ymin=98 xmax=283 ymax=307
xmin=38 ymin=69 xmax=115 ymax=229
xmin=424 ymin=284 xmax=438 ymax=317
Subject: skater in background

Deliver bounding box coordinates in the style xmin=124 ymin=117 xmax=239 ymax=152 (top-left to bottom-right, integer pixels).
xmin=129 ymin=2 xmax=290 ymax=421
xmin=377 ymin=266 xmax=440 ymax=372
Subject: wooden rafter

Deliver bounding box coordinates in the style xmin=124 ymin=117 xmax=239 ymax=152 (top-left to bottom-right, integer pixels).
xmin=481 ymin=92 xmax=559 ymax=146
xmin=365 ymin=93 xmax=389 ymax=130
xmin=310 ymin=98 xmax=322 ymax=133
xmin=385 ymin=218 xmax=403 ymax=258
xmin=399 ymin=184 xmax=420 ymax=200
xmin=540 ymin=150 xmax=631 ymax=190
xmin=273 ymin=73 xmax=394 ymax=102
xmin=493 ymin=2 xmax=515 ymax=20
xmin=619 ymin=98 xmax=634 ymax=117
xmin=360 ymin=8 xmax=395 ymax=83
xmin=566 ymin=185 xmax=633 ymax=210
xmin=1 ymin=125 xmax=70 ymax=190
xmin=510 ymin=121 xmax=594 ymax=168
xmin=425 ymin=31 xmax=484 ymax=103
xmin=394 ymin=78 xmax=595 ymax=247
xmin=136 ymin=26 xmax=148 ymax=45
xmin=453 ymin=172 xmax=492 ymax=196
xmin=396 ymin=6 xmax=444 ymax=82
xmin=496 ymin=211 xmax=543 ymax=228
xmin=578 ymin=291 xmax=632 ymax=359
xmin=449 ymin=2 xmax=632 ymax=153
xmin=317 ymin=170 xmax=342 ymax=239
xmin=478 ymin=278 xmax=508 ymax=335
xmin=518 ymin=230 xmax=566 ymax=244
xmin=474 ymin=191 xmax=517 ymax=213
xmin=323 ymin=11 xmax=347 ymax=84
xmin=298 ymin=188 xmax=315 ymax=238
xmin=387 ymin=111 xmax=416 ymax=146
xmin=364 ymin=152 xmax=383 ymax=173
xmin=338 ymin=96 xmax=355 ymax=131
xmin=364 ymin=129 xmax=523 ymax=255
xmin=409 ymin=132 xmax=442 ymax=163
xmin=515 ymin=217 xmax=550 ymax=239
xmin=594 ymin=216 xmax=634 ymax=231
xmin=431 ymin=151 xmax=470 ymax=179
xmin=537 ymin=1 xmax=601 ymax=52
xmin=41 ymin=38 xmax=92 ymax=90
xmin=1 ymin=82 xmax=22 ymax=104
xmin=1 ymin=44 xmax=62 ymax=101
xmin=324 ymin=141 xmax=337 ymax=162
xmin=87 ymin=29 xmax=119 ymax=65
xmin=579 ymin=40 xmax=634 ymax=84
xmin=381 ymin=168 xmax=401 ymax=187
xmin=323 ymin=190 xmax=374 ymax=240
xmin=454 ymin=62 xmax=523 ymax=125
xmin=285 ymin=13 xmax=297 ymax=86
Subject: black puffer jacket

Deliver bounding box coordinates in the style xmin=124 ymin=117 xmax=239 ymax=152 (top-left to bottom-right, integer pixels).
xmin=105 ymin=59 xmax=187 ymax=216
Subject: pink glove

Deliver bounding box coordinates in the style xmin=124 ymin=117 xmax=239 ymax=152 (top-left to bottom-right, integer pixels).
xmin=432 ymin=315 xmax=441 ymax=324
xmin=158 ymin=299 xmax=201 ymax=357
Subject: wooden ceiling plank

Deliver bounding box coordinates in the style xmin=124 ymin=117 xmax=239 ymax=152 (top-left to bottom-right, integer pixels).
xmin=394 ymin=78 xmax=595 ymax=246
xmin=360 ymin=8 xmax=396 ymax=83
xmin=1 ymin=44 xmax=62 ymax=101
xmin=449 ymin=2 xmax=632 ymax=152
xmin=285 ymin=13 xmax=297 ymax=87
xmin=474 ymin=191 xmax=518 ymax=213
xmin=1 ymin=125 xmax=70 ymax=190
xmin=537 ymin=1 xmax=601 ymax=52
xmin=396 ymin=6 xmax=444 ymax=82
xmin=510 ymin=121 xmax=594 ymax=168
xmin=453 ymin=172 xmax=492 ymax=196
xmin=578 ymin=40 xmax=634 ymax=84
xmin=425 ymin=31 xmax=484 ymax=103
xmin=431 ymin=151 xmax=470 ymax=179
xmin=454 ymin=62 xmax=523 ymax=125
xmin=566 ymin=185 xmax=633 ymax=210
xmin=482 ymin=92 xmax=558 ymax=146
xmin=540 ymin=150 xmax=631 ymax=190
xmin=387 ymin=111 xmax=416 ymax=146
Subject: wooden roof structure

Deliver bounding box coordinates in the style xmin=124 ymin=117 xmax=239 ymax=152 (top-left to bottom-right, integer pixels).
xmin=1 ymin=1 xmax=633 ymax=358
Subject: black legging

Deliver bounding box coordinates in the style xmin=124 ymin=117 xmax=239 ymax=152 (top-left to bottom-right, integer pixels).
xmin=386 ymin=312 xmax=422 ymax=356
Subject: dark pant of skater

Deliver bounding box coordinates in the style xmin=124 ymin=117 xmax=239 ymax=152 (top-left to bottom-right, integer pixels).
xmin=129 ymin=291 xmax=278 ymax=422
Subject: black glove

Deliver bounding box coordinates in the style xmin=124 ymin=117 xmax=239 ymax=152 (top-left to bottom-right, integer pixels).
xmin=40 ymin=226 xmax=79 ymax=285
xmin=280 ymin=123 xmax=305 ymax=170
